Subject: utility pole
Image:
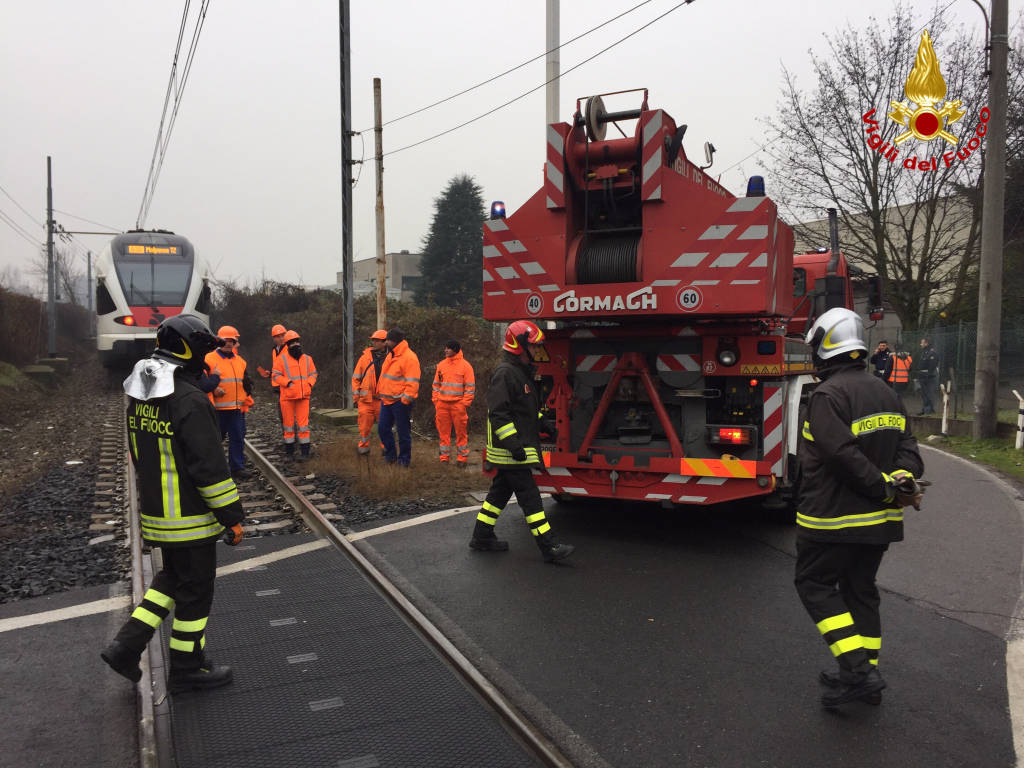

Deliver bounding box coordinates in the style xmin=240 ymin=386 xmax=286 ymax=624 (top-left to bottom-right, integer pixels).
xmin=339 ymin=0 xmax=354 ymax=407
xmin=973 ymin=0 xmax=1008 ymax=440
xmin=46 ymin=156 xmax=56 ymax=357
xmin=374 ymin=77 xmax=387 ymax=330
xmin=546 ymin=0 xmax=560 ymax=126
xmin=87 ymin=250 xmax=94 ymax=338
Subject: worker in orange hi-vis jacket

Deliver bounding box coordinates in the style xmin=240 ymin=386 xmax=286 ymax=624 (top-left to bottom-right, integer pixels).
xmin=271 ymin=330 xmax=318 ymax=460
xmin=351 ymin=329 xmax=388 ymax=455
xmin=258 ymin=324 xmax=288 ymax=426
xmin=432 ymin=340 xmax=475 ymax=467
xmin=204 ymin=325 xmax=253 ymax=480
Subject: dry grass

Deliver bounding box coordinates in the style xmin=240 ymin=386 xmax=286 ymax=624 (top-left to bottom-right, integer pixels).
xmin=307 ymin=430 xmax=491 ymax=502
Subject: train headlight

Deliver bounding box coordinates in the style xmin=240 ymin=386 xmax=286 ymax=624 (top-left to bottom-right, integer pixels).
xmin=115 ymin=315 xmax=136 ymax=326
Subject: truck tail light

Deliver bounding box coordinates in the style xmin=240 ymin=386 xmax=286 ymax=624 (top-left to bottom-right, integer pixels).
xmin=706 ymin=425 xmax=754 ymax=446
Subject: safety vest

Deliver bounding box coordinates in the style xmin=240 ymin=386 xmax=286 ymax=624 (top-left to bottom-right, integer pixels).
xmin=352 ymin=347 xmax=383 ymax=405
xmin=888 ymin=355 xmax=911 ymax=384
xmin=432 ymin=350 xmax=476 ymax=405
xmin=379 ymin=340 xmax=421 ymax=405
xmin=204 ymin=350 xmax=248 ymax=410
xmin=273 ymin=352 xmax=317 ymax=400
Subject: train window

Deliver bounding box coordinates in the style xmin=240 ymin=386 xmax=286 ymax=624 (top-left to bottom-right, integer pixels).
xmin=114 ymin=256 xmax=193 ymax=307
xmin=196 ymin=280 xmax=212 ymax=314
xmin=793 ymin=268 xmax=807 ymax=298
xmin=96 ymin=280 xmax=116 ymax=314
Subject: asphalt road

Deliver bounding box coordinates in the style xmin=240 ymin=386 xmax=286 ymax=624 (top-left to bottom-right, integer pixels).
xmin=356 ymin=445 xmax=1021 ymax=768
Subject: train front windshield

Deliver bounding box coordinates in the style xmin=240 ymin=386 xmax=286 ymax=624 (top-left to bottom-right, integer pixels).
xmin=114 ymin=248 xmax=193 ymax=307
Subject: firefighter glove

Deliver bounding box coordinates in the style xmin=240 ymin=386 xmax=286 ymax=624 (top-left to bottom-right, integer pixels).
xmin=511 ymin=446 xmax=528 ymax=462
xmin=223 ymin=523 xmax=244 ymax=546
xmin=887 ymin=470 xmax=924 ymax=510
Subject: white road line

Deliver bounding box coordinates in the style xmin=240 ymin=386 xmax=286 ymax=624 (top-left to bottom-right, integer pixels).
xmin=922 ymin=445 xmax=1024 ymax=758
xmin=347 ymin=505 xmax=478 ymax=541
xmin=0 ymin=595 xmax=131 ymax=634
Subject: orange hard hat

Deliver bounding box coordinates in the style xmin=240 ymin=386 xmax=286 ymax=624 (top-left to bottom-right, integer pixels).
xmin=217 ymin=325 xmax=240 ymax=340
xmin=282 ymin=330 xmax=300 ymax=343
xmin=271 ymin=324 xmax=286 ymax=336
xmin=370 ymin=329 xmax=387 ymax=340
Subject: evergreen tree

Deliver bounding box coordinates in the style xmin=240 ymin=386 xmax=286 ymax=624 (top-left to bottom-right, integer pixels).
xmin=414 ymin=175 xmax=486 ymax=310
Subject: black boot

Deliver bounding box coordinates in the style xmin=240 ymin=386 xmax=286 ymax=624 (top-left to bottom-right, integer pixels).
xmin=821 ymin=667 xmax=885 ymax=708
xmin=284 ymin=443 xmax=295 ymax=459
xmin=100 ymin=640 xmax=142 ymax=683
xmin=168 ymin=663 xmax=234 ymax=694
xmin=535 ymin=532 xmax=574 ymax=563
xmin=469 ymin=520 xmax=509 ymax=551
xmin=819 ymin=668 xmax=882 ymax=705
xmin=299 ymin=444 xmax=311 ymax=460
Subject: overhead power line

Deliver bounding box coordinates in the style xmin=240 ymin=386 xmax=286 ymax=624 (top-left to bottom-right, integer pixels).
xmin=0 ymin=184 xmax=43 ymax=229
xmin=357 ymin=0 xmax=659 ymax=133
xmin=136 ymin=0 xmax=211 ymax=229
xmin=0 ymin=207 xmax=42 ymax=247
xmin=54 ymin=208 xmax=121 ymax=232
xmin=384 ymin=0 xmax=696 ymax=158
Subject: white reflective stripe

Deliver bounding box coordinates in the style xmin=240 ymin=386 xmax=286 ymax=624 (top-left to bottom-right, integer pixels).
xmin=764 ymin=387 xmax=784 ymax=417
xmin=487 ymin=291 xmax=506 ymax=296
xmin=663 ymin=474 xmax=692 ymax=483
xmin=544 ymin=467 xmax=572 ymax=476
xmin=710 ymin=253 xmax=747 ymax=268
xmin=483 ymin=245 xmax=501 ymax=259
xmin=677 ymin=495 xmax=708 ymax=503
xmin=645 ymin=493 xmax=673 ymax=500
xmin=738 ymin=225 xmax=769 ymax=240
xmin=643 ymin=152 xmax=661 ymax=185
xmin=546 ymin=160 xmax=564 ymax=193
xmin=546 ymin=197 xmax=557 ymax=208
xmin=539 ymin=284 xmax=560 ymax=292
xmin=482 ymin=269 xmax=494 ymax=282
xmin=647 ymin=185 xmax=662 ymax=200
xmin=691 ymin=280 xmax=720 ymax=285
xmin=536 ymin=486 xmax=557 ymax=493
xmin=520 ymin=261 xmax=546 ymax=275
xmin=749 ymin=253 xmax=768 ymax=267
xmin=561 ymin=487 xmax=588 ymax=495
xmin=643 ymin=110 xmax=663 ymax=145
xmin=696 ymin=476 xmax=727 ymax=485
xmin=504 ymin=240 xmax=527 ymax=253
xmin=699 ymin=225 xmax=735 ymax=240
xmin=656 ymin=354 xmax=700 ymax=371
xmin=496 ymin=266 xmax=519 ymax=279
xmin=569 ymin=330 xmax=596 ymax=338
xmin=652 ymin=279 xmax=680 ymax=286
xmin=485 ymin=219 xmax=509 ymax=232
xmin=727 ymin=197 xmax=764 ymax=212
xmin=512 ymin=288 xmax=532 ymax=294
xmin=672 ymin=253 xmax=708 ymax=268
xmin=730 ymin=280 xmax=761 ymax=285
xmin=547 ymin=123 xmax=563 ymax=150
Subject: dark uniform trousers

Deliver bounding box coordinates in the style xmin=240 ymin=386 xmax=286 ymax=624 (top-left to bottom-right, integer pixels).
xmin=112 ymin=542 xmax=217 ymax=672
xmin=794 ymin=537 xmax=886 ymax=674
xmin=478 ymin=467 xmax=552 ymax=536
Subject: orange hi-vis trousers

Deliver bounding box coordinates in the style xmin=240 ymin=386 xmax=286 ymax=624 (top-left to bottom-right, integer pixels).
xmin=357 ymin=400 xmax=382 ymax=451
xmin=281 ymin=398 xmax=311 ymax=444
xmin=435 ymin=401 xmax=469 ymax=464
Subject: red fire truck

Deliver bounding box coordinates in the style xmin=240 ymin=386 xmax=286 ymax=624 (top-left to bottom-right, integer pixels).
xmin=481 ymin=90 xmax=882 ymax=510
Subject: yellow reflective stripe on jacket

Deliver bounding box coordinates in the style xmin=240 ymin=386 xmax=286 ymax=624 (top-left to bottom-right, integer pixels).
xmin=132 ymin=606 xmax=163 ymax=628
xmin=158 ymin=437 xmax=180 ymax=518
xmin=197 ymin=478 xmax=240 ymax=509
xmin=796 ymin=507 xmax=904 ymax=530
xmin=173 ymin=616 xmax=208 ymax=633
xmin=495 ymin=423 xmax=517 ymax=440
xmin=816 ymin=612 xmax=854 ymax=635
xmin=851 ymin=412 xmax=906 ymax=436
xmin=144 ymin=437 xmax=223 ymax=543
xmin=829 ymin=634 xmax=865 ymax=657
xmin=487 ymin=446 xmax=541 ymax=465
xmin=802 ymin=420 xmax=814 ymax=441
xmin=142 ymin=521 xmax=224 ymax=544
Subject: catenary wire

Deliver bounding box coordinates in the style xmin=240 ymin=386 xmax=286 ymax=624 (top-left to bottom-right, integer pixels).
xmin=356 ymin=0 xmax=659 ymax=133
xmin=0 ymin=208 xmax=42 ymax=247
xmin=0 ymin=184 xmax=44 ymax=229
xmin=383 ymin=0 xmax=696 ymax=158
xmin=53 ymin=209 xmax=122 ymax=232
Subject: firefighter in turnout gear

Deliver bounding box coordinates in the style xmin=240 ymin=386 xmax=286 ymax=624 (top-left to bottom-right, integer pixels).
xmin=272 ymin=329 xmax=318 ymax=459
xmin=432 ymin=339 xmax=475 ymax=466
xmin=471 ymin=320 xmax=574 ymax=562
xmin=794 ymin=308 xmax=924 ymax=708
xmin=352 ymin=330 xmax=388 ymax=455
xmin=102 ymin=314 xmax=245 ymax=694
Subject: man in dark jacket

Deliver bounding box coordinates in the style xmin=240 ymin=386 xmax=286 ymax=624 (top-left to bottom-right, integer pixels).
xmin=101 ymin=314 xmax=246 ymax=694
xmin=795 ymin=308 xmax=924 ymax=708
xmin=916 ymin=337 xmax=939 ymax=415
xmin=869 ymin=340 xmax=893 ymax=385
xmin=469 ymin=320 xmax=574 ymax=563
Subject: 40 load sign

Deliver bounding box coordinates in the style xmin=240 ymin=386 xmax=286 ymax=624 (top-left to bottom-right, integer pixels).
xmin=861 ymin=30 xmax=989 ymax=172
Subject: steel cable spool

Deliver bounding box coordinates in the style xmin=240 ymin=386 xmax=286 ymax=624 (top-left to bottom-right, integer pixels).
xmin=576 ymin=234 xmax=640 ymax=284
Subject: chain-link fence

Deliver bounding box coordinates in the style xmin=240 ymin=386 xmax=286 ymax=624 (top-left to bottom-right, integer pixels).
xmin=865 ymin=320 xmax=1024 ymax=420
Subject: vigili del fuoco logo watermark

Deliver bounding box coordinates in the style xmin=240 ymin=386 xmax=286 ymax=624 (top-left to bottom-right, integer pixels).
xmin=861 ymin=30 xmax=989 ymax=171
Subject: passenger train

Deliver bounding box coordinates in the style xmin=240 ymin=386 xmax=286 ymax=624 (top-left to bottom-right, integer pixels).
xmin=95 ymin=229 xmax=212 ymax=367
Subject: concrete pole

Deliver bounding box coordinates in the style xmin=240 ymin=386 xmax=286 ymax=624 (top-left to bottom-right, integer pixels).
xmin=87 ymin=250 xmax=94 ymax=338
xmin=973 ymin=0 xmax=1008 ymax=439
xmin=374 ymin=78 xmax=387 ymax=330
xmin=339 ymin=0 xmax=354 ymax=407
xmin=46 ymin=156 xmax=56 ymax=357
xmin=546 ymin=0 xmax=559 ymax=126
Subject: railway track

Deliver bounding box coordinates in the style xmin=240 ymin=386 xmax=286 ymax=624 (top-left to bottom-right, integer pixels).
xmin=124 ymin=425 xmax=571 ymax=767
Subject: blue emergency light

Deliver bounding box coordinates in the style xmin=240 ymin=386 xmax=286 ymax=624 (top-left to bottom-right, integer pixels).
xmin=490 ymin=201 xmax=506 ymax=220
xmin=745 ymin=176 xmax=765 ymax=197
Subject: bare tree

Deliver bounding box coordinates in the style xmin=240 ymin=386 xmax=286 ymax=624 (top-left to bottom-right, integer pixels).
xmin=29 ymin=243 xmax=84 ymax=306
xmin=763 ymin=3 xmax=1023 ymax=329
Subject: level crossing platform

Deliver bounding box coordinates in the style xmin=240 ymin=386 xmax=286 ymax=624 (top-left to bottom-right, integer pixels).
xmin=162 ymin=533 xmax=541 ymax=768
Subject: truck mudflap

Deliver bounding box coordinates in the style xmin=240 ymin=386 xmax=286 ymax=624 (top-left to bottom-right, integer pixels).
xmin=535 ymin=453 xmax=776 ymax=505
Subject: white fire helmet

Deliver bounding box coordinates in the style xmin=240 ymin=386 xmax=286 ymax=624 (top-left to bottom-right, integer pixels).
xmin=805 ymin=307 xmax=867 ymax=362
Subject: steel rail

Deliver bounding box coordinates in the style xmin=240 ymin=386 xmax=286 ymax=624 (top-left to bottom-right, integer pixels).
xmin=243 ymin=438 xmax=574 ymax=768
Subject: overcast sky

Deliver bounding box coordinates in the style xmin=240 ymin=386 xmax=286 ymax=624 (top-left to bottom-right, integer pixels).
xmin=0 ymin=0 xmax=1016 ymax=295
